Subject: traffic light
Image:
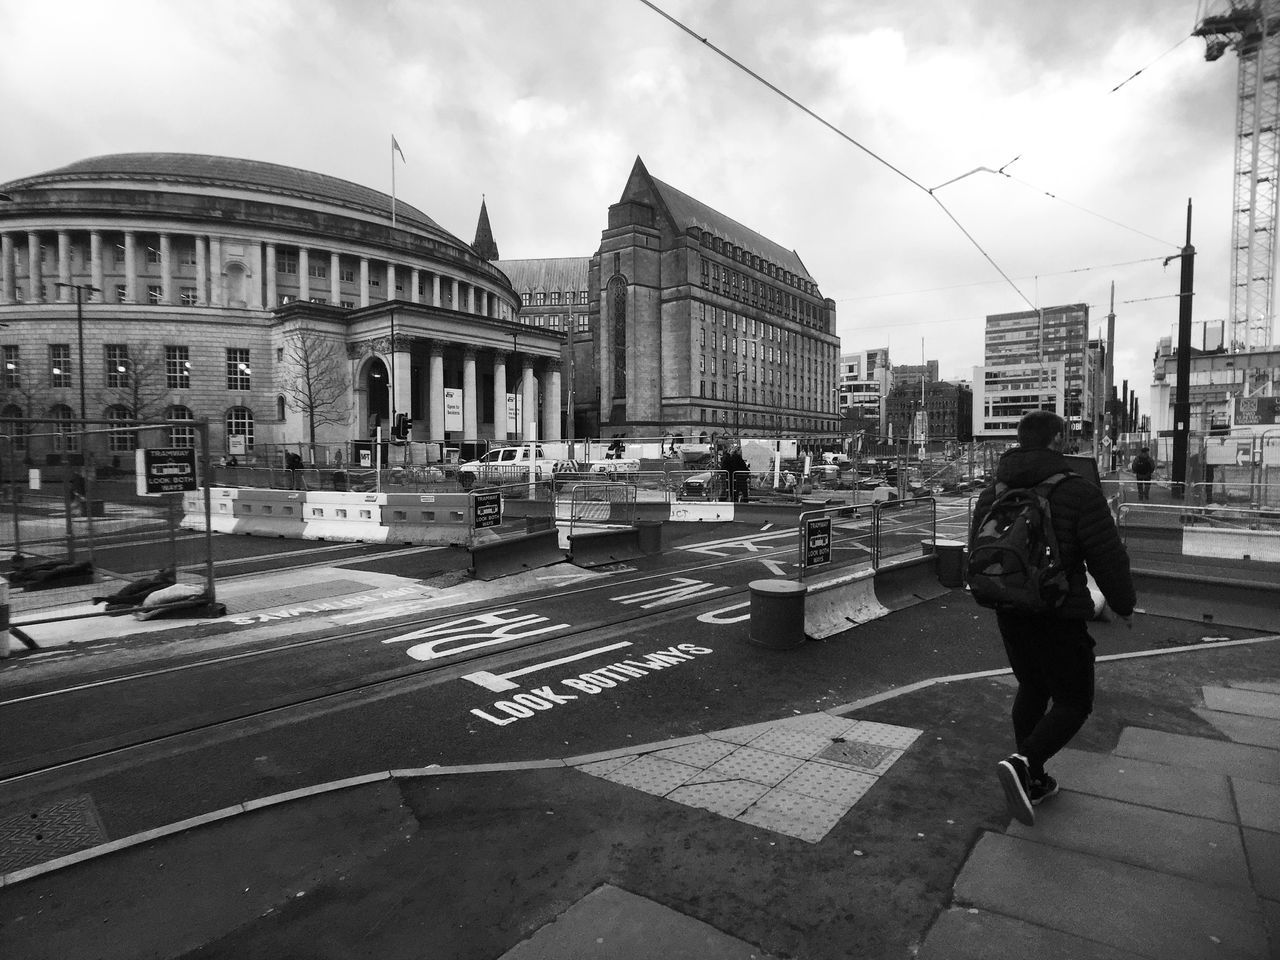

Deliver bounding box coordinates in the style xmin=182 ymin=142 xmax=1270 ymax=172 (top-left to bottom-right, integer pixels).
xmin=392 ymin=413 xmax=411 ymax=441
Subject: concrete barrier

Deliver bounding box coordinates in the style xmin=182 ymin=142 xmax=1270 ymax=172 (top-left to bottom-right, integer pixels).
xmin=873 ymin=555 xmax=951 ymax=611
xmin=668 ymin=501 xmax=734 ymax=522
xmin=301 ymin=491 xmax=389 ymax=543
xmin=568 ymin=525 xmax=647 ymax=567
xmin=1183 ymin=525 xmax=1280 ymax=562
xmin=470 ymin=528 xmax=566 ymax=580
xmin=231 ymin=489 xmax=307 ymax=538
xmin=380 ymin=492 xmax=475 ymax=545
xmin=803 ymin=567 xmax=889 ymax=639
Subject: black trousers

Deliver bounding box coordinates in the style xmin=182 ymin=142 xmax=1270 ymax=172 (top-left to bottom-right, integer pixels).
xmin=996 ymin=612 xmax=1096 ymax=778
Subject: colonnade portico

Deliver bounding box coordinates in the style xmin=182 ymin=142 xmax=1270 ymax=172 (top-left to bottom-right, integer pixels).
xmin=357 ymin=333 xmax=562 ymax=447
xmin=0 ymin=229 xmax=512 ymax=321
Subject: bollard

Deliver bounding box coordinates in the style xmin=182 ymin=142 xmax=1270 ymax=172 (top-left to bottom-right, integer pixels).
xmin=748 ymin=579 xmax=808 ymax=649
xmin=634 ymin=519 xmax=663 ymax=554
xmin=0 ymin=576 xmax=9 ymax=658
xmin=921 ymin=539 xmax=967 ymax=589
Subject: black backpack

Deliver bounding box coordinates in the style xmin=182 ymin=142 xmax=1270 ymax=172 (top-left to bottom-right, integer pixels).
xmin=968 ymin=472 xmax=1071 ymax=613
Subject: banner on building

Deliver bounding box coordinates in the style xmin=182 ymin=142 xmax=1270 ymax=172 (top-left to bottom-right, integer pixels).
xmin=444 ymin=388 xmax=463 ymax=431
xmin=1234 ymin=396 xmax=1277 ymax=426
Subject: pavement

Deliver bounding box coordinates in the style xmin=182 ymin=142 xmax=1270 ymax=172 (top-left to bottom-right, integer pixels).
xmin=0 ymin=512 xmax=1278 ymax=959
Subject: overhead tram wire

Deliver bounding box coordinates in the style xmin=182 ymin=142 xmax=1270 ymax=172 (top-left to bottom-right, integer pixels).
xmin=635 ymin=0 xmax=1038 ymax=314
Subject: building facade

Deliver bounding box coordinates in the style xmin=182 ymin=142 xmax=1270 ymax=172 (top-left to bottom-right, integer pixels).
xmin=886 ymin=379 xmax=973 ymax=443
xmin=0 ymin=153 xmax=565 ymax=461
xmin=839 ymin=348 xmax=891 ymax=438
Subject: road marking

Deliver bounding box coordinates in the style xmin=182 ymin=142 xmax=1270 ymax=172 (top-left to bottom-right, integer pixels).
xmin=757 ymin=558 xmax=789 ymax=576
xmin=611 ymin=577 xmax=729 ymax=609
xmin=536 ymin=570 xmax=601 ymax=586
xmin=677 ymin=528 xmax=796 ymax=557
xmin=697 ymin=601 xmax=751 ymax=624
xmin=383 ymin=608 xmax=569 ymax=661
xmin=461 ymin=641 xmax=635 ymax=692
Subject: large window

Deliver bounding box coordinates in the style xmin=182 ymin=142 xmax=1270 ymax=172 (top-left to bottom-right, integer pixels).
xmin=3 ymin=345 xmax=19 ymax=389
xmin=167 ymin=346 xmax=191 ymax=389
xmin=226 ymin=406 xmax=254 ymax=451
xmin=107 ymin=404 xmax=136 ymax=453
xmin=1 ymin=404 xmax=27 ymax=451
xmin=226 ymin=349 xmax=251 ymax=391
xmin=166 ymin=405 xmax=195 ymax=448
xmin=105 ymin=345 xmax=130 ymax=388
xmin=50 ymin=403 xmax=80 ymax=453
xmin=50 ymin=344 xmax=71 ymax=388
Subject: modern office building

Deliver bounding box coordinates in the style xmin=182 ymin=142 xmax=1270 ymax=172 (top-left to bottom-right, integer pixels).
xmin=972 ymin=361 xmax=1067 ymax=438
xmin=839 ymin=348 xmax=891 ymax=438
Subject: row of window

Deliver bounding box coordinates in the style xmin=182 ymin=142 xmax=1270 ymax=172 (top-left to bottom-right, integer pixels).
xmin=1 ymin=345 xmax=252 ymax=391
xmin=693 ymin=231 xmax=819 ymax=296
xmin=520 ymin=290 xmax=588 ymax=307
xmin=0 ymin=403 xmax=255 ymax=453
xmin=699 ymin=258 xmax=824 ymax=328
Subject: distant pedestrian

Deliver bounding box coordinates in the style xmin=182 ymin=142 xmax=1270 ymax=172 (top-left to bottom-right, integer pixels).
xmin=1131 ymin=446 xmax=1155 ymax=501
xmin=285 ymin=450 xmax=305 ymax=489
xmin=722 ymin=446 xmax=750 ymax=502
xmin=968 ymin=410 xmax=1136 ymax=826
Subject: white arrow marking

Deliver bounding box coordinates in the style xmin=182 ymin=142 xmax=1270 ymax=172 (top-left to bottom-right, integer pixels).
xmin=757 ymin=558 xmax=789 ymax=576
xmin=461 ymin=641 xmax=635 ymax=692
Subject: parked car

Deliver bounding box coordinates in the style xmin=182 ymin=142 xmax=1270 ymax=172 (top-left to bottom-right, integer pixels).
xmin=679 ymin=471 xmax=727 ymax=501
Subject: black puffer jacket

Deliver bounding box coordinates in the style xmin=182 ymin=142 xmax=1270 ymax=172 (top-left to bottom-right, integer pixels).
xmin=970 ymin=448 xmax=1136 ymax=619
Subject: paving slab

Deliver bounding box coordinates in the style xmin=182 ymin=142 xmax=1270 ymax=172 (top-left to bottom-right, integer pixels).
xmin=1245 ymin=828 xmax=1280 ymax=901
xmin=1204 ymin=685 xmax=1280 ymax=721
xmin=1230 ymin=681 xmax=1280 ymax=696
xmin=497 ymin=883 xmax=777 ymax=960
xmin=1194 ymin=708 xmax=1280 ymax=748
xmin=1114 ymin=727 xmax=1280 ymax=784
xmin=1234 ymin=778 xmax=1280 ymax=835
xmin=1049 ymin=748 xmax=1237 ymax=822
xmin=1007 ymin=790 xmax=1251 ymax=890
xmin=916 ymin=907 xmax=1148 ymax=960
xmin=954 ymin=832 xmax=1269 ymax=960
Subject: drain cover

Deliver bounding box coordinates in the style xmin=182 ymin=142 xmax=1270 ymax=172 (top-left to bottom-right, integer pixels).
xmin=0 ymin=794 xmax=108 ymax=874
xmin=818 ymin=739 xmax=895 ymax=772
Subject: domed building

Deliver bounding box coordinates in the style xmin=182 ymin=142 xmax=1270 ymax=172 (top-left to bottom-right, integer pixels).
xmin=0 ymin=153 xmax=565 ymax=464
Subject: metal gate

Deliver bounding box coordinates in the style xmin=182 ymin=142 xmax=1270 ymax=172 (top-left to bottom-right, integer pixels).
xmin=0 ymin=418 xmax=216 ymax=622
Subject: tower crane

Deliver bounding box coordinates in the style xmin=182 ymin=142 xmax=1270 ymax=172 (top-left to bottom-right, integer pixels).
xmin=1195 ymin=0 xmax=1280 ymax=352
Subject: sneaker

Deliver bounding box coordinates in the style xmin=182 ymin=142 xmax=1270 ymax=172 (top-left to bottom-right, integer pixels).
xmin=997 ymin=754 xmax=1035 ymax=825
xmin=1029 ymin=773 xmax=1059 ymax=806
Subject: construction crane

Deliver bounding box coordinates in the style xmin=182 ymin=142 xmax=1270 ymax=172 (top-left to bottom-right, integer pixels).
xmin=1195 ymin=0 xmax=1280 ymax=352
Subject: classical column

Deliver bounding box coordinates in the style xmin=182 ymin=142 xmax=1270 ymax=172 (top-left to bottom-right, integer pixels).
xmin=521 ymin=358 xmax=537 ymax=440
xmin=298 ymin=247 xmax=310 ymax=302
xmin=386 ymin=262 xmax=395 ymax=301
xmin=265 ymin=243 xmax=277 ymax=308
xmin=462 ymin=348 xmax=478 ymax=438
xmin=544 ymin=362 xmax=563 ymax=441
xmin=450 ymin=278 xmax=459 ymax=311
xmin=57 ymin=231 xmax=71 ymax=300
xmin=123 ymin=230 xmax=137 ymax=303
xmin=330 ymin=252 xmax=340 ymax=303
xmin=391 ymin=335 xmax=413 ymax=421
xmin=0 ymin=233 xmax=13 ymax=303
xmin=90 ymin=231 xmax=104 ymax=300
xmin=410 ymin=268 xmax=420 ymax=304
xmin=160 ymin=233 xmax=173 ymax=304
xmin=250 ymin=242 xmax=264 ymax=309
xmin=467 ymin=284 xmax=476 ymax=314
xmin=194 ymin=236 xmax=208 ymax=305
xmin=428 ymin=342 xmax=446 ymax=443
xmin=208 ymin=236 xmax=222 ymax=307
xmin=492 ymin=351 xmax=509 ymax=441
xmin=27 ymin=232 xmax=41 ymax=302
xmin=360 ymin=257 xmax=370 ymax=308
xmin=432 ymin=273 xmax=441 ymax=307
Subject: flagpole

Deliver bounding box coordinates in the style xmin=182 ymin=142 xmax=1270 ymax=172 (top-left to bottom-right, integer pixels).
xmin=391 ymin=135 xmax=397 ymax=229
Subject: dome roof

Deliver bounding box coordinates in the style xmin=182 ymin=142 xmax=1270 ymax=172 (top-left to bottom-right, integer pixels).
xmin=1 ymin=152 xmax=448 ymax=236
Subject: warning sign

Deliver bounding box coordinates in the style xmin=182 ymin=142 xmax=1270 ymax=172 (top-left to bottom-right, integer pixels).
xmin=473 ymin=491 xmax=502 ymax=529
xmin=804 ymin=517 xmax=831 ymax=567
xmin=136 ymin=447 xmax=198 ymax=495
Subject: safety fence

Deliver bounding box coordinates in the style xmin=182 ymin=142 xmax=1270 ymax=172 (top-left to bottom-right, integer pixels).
xmin=794 ymin=497 xmax=938 ymax=578
xmin=1117 ymin=501 xmax=1280 ymax=585
xmin=1 ymin=419 xmax=215 ymax=621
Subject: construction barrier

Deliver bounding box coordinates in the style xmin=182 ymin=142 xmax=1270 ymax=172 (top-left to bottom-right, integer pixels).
xmin=230 ymin=488 xmax=307 ymax=538
xmin=381 ymin=492 xmax=475 ymax=545
xmin=872 ymin=555 xmax=951 ymax=611
xmin=567 ymin=521 xmax=664 ymax=568
xmin=181 ymin=488 xmax=239 ymax=534
xmin=469 ymin=528 xmax=566 ymax=581
xmin=302 ymin=491 xmax=389 ymax=543
xmin=803 ymin=567 xmax=889 ymax=640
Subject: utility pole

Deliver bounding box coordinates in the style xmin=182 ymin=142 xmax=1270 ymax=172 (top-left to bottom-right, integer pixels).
xmin=1172 ymin=199 xmax=1196 ymax=498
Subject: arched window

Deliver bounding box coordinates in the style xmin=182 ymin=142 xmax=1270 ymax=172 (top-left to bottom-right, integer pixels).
xmin=276 ymin=395 xmax=286 ymax=421
xmin=107 ymin=404 xmax=136 ymax=453
xmin=166 ymin=405 xmax=195 ymax=448
xmin=227 ymin=406 xmax=254 ymax=452
xmin=1 ymin=403 xmax=27 ymax=452
xmin=49 ymin=403 xmax=80 ymax=453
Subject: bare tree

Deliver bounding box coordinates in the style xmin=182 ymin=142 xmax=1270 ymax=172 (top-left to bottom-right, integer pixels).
xmin=99 ymin=344 xmax=171 ymax=422
xmin=281 ymin=323 xmax=351 ymax=445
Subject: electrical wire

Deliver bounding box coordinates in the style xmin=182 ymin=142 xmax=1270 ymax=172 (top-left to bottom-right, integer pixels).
xmin=1110 ymin=33 xmax=1193 ymax=93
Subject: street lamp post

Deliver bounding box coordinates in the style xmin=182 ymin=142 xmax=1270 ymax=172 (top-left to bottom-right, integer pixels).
xmin=53 ymin=282 xmax=98 ymax=426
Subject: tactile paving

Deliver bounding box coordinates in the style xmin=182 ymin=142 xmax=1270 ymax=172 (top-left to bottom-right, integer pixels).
xmin=602 ymin=756 xmax=700 ymax=796
xmin=737 ymin=787 xmax=849 ymax=844
xmin=575 ymin=756 xmax=636 ymax=777
xmin=651 ymin=739 xmax=740 ymax=768
xmin=668 ymin=780 xmax=770 ymax=818
xmin=746 ymin=726 xmax=837 ymax=760
xmin=845 ymin=720 xmax=922 ymax=750
xmin=779 ymin=761 xmax=878 ymax=806
xmin=702 ymin=745 xmax=804 ymax=787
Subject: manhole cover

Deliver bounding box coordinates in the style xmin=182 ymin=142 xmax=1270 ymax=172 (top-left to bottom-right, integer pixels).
xmin=0 ymin=794 xmax=108 ymax=874
xmin=818 ymin=739 xmax=894 ymax=771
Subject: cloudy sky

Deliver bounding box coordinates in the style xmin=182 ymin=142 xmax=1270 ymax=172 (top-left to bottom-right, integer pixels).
xmin=1 ymin=0 xmax=1239 ymax=409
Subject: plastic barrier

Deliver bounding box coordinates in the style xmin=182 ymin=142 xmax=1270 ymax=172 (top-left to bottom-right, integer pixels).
xmin=1182 ymin=526 xmax=1280 ymax=562
xmin=301 ymin=491 xmax=389 ymax=543
xmin=230 ymin=489 xmax=307 ymax=538
xmin=668 ymin=501 xmax=734 ymax=522
xmin=873 ymin=554 xmax=951 ymax=611
xmin=567 ymin=522 xmax=665 ymax=568
xmin=469 ymin=528 xmax=567 ymax=580
xmin=748 ymin=579 xmax=808 ymax=649
xmin=181 ymin=488 xmax=238 ymax=534
xmin=380 ymin=492 xmax=475 ymax=546
xmin=803 ymin=567 xmax=889 ymax=640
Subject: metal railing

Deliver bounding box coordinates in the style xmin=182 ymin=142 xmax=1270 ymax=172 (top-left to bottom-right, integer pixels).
xmin=566 ymin=482 xmax=638 ymax=538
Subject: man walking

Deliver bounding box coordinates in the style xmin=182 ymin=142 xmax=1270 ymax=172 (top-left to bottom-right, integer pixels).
xmin=969 ymin=411 xmax=1136 ymax=825
xmin=1131 ymin=446 xmax=1155 ymax=501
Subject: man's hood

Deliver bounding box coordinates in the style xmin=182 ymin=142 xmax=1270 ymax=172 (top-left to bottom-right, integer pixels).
xmin=995 ymin=447 xmax=1072 ymax=487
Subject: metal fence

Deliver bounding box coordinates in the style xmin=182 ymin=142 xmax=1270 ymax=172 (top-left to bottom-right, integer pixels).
xmin=0 ymin=419 xmax=214 ymax=619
